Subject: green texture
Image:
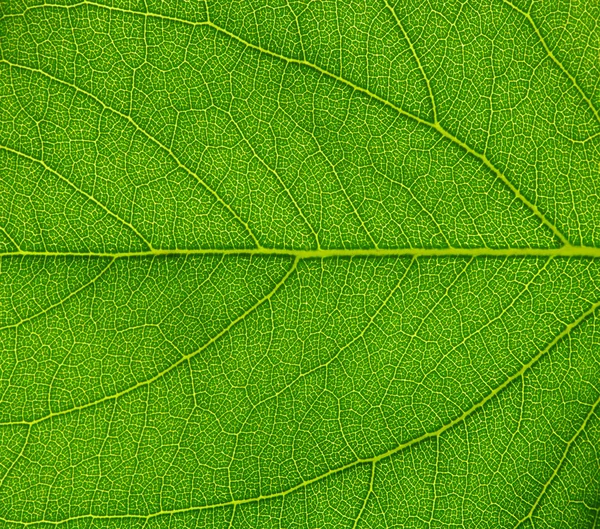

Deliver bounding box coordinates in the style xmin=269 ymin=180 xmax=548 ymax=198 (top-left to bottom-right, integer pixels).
xmin=0 ymin=0 xmax=599 ymax=526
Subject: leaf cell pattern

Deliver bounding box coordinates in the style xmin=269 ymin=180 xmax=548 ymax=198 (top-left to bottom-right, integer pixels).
xmin=0 ymin=0 xmax=599 ymax=527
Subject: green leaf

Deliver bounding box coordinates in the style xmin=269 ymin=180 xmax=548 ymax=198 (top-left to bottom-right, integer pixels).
xmin=0 ymin=0 xmax=599 ymax=527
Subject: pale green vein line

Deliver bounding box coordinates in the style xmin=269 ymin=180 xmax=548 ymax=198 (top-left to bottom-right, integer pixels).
xmin=0 ymin=224 xmax=21 ymax=252
xmin=428 ymin=435 xmax=440 ymax=527
xmin=428 ymin=122 xmax=570 ymax=246
xmin=352 ymin=461 xmax=376 ymax=529
xmin=0 ymin=61 xmax=262 ymax=249
xmin=322 ymin=157 xmax=379 ymax=249
xmin=1 ymin=295 xmax=597 ymax=526
xmin=435 ymin=256 xmax=553 ymax=367
xmin=515 ymin=392 xmax=600 ymax=527
xmin=0 ymin=1 xmax=568 ymax=244
xmin=276 ymin=95 xmax=380 ymax=249
xmin=1 ymin=246 xmax=600 ymax=259
xmin=500 ymin=0 xmax=600 ymax=126
xmin=0 ymin=144 xmax=153 ymax=251
xmin=222 ymin=109 xmax=322 ymax=249
xmin=226 ymin=505 xmax=236 ymax=529
xmin=378 ymin=256 xmax=474 ymax=405
xmin=382 ymin=0 xmax=438 ymax=123
xmin=0 ymin=257 xmax=297 ymax=428
xmin=0 ymin=257 xmax=115 ymax=332
xmin=228 ymin=256 xmax=414 ymax=468
xmin=370 ymin=160 xmax=453 ymax=247
xmin=285 ymin=0 xmax=305 ymax=62
xmin=0 ymin=426 xmax=30 ymax=491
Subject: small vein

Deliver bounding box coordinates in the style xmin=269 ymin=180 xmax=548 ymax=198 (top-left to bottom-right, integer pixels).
xmin=515 ymin=392 xmax=600 ymax=527
xmin=434 ymin=256 xmax=553 ymax=371
xmin=0 ymin=426 xmax=30 ymax=491
xmin=0 ymin=60 xmax=262 ymax=249
xmin=222 ymin=108 xmax=322 ymax=249
xmin=228 ymin=256 xmax=414 ymax=461
xmin=369 ymin=157 xmax=453 ymax=248
xmin=0 ymin=224 xmax=21 ymax=252
xmin=277 ymin=95 xmax=379 ymax=249
xmin=0 ymin=256 xmax=297 ymax=427
xmin=0 ymin=144 xmax=153 ymax=251
xmin=0 ymin=257 xmax=115 ymax=332
xmin=379 ymin=256 xmax=474 ymax=405
xmin=500 ymin=0 xmax=600 ymax=126
xmin=352 ymin=461 xmax=376 ymax=529
xmin=382 ymin=0 xmax=438 ymax=123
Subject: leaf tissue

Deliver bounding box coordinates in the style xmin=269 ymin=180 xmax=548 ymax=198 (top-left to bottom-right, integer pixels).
xmin=0 ymin=0 xmax=599 ymax=527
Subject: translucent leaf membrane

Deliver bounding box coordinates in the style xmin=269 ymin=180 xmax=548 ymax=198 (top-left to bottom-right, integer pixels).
xmin=0 ymin=0 xmax=599 ymax=527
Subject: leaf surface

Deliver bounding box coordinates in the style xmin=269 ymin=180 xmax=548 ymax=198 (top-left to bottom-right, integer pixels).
xmin=0 ymin=0 xmax=599 ymax=527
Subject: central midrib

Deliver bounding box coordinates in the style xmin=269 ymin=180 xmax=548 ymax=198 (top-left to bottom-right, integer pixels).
xmin=3 ymin=245 xmax=600 ymax=259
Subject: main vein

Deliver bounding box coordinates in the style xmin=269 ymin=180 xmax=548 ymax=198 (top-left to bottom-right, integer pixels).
xmin=2 ymin=245 xmax=600 ymax=259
